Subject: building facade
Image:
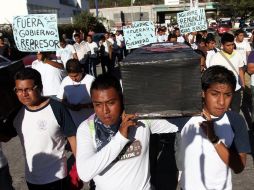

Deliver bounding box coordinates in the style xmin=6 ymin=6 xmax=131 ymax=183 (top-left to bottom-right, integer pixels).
xmin=1 ymin=0 xmax=89 ymax=25
xmin=90 ymin=1 xmax=218 ymax=30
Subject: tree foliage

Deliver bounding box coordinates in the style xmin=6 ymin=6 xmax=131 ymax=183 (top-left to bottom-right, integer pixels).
xmin=219 ymin=0 xmax=254 ymax=18
xmin=73 ymin=11 xmax=106 ymax=33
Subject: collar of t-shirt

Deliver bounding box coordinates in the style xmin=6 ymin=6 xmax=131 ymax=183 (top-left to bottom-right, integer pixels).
xmin=222 ymin=50 xmax=236 ymax=59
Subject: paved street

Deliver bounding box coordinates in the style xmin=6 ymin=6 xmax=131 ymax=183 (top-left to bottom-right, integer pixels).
xmin=2 ymin=64 xmax=254 ymax=190
xmin=2 ymin=135 xmax=254 ymax=190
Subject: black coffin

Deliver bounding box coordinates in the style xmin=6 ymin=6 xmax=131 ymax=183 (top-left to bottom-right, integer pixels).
xmin=121 ymin=43 xmax=202 ymax=118
xmin=0 ymin=60 xmax=23 ymax=119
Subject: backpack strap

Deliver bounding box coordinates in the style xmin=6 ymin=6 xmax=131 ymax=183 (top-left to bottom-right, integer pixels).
xmin=88 ymin=119 xmax=95 ymax=137
xmin=226 ymin=111 xmax=236 ymax=133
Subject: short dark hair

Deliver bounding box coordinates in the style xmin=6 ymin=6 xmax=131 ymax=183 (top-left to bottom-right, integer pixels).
xmin=14 ymin=68 xmax=43 ymax=92
xmin=66 ymin=59 xmax=83 ymax=73
xmin=90 ymin=74 xmax=123 ymax=101
xmin=74 ymin=33 xmax=80 ymax=38
xmin=221 ymin=33 xmax=234 ymax=44
xmin=201 ymin=65 xmax=236 ymax=91
xmin=168 ymin=33 xmax=177 ymax=40
xmin=235 ymin=29 xmax=244 ymax=36
xmin=196 ymin=34 xmax=205 ymax=44
xmin=59 ymin=37 xmax=67 ymax=44
xmin=205 ymin=35 xmax=215 ymax=44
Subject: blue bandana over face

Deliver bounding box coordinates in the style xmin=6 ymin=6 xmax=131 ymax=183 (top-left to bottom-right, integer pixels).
xmin=94 ymin=116 xmax=121 ymax=151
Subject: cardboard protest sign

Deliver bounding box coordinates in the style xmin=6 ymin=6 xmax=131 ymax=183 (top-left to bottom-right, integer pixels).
xmin=177 ymin=8 xmax=207 ymax=34
xmin=123 ymin=21 xmax=156 ymax=49
xmin=12 ymin=14 xmax=60 ymax=52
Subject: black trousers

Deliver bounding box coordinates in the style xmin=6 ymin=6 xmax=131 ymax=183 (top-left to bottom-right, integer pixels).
xmin=27 ymin=177 xmax=67 ymax=190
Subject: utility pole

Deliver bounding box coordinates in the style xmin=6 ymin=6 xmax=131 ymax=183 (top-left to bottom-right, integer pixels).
xmin=95 ymin=0 xmax=98 ymax=17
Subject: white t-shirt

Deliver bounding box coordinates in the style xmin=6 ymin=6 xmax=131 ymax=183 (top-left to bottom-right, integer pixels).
xmin=87 ymin=42 xmax=98 ymax=55
xmin=179 ymin=112 xmax=250 ymax=190
xmin=187 ymin=34 xmax=196 ymax=44
xmin=76 ymin=115 xmax=178 ymax=190
xmin=206 ymin=48 xmax=219 ymax=67
xmin=177 ymin=36 xmax=185 ymax=43
xmin=57 ymin=74 xmax=95 ymax=127
xmin=101 ymin=40 xmax=111 ymax=55
xmin=56 ymin=44 xmax=76 ymax=68
xmin=157 ymin=34 xmax=168 ymax=42
xmin=73 ymin=41 xmax=91 ymax=61
xmin=116 ymin=34 xmax=124 ymax=47
xmin=208 ymin=51 xmax=244 ymax=91
xmin=13 ymin=99 xmax=77 ymax=185
xmin=116 ymin=34 xmax=124 ymax=43
xmin=32 ymin=60 xmax=66 ymax=96
xmin=234 ymin=39 xmax=252 ymax=65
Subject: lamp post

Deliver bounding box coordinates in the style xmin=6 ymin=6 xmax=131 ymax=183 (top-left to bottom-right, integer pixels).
xmin=95 ymin=0 xmax=98 ymax=17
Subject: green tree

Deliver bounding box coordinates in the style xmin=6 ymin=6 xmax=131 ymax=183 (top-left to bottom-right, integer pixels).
xmin=73 ymin=11 xmax=106 ymax=33
xmin=219 ymin=0 xmax=254 ymax=19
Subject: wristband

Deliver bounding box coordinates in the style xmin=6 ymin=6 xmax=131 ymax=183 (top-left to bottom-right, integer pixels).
xmin=211 ymin=136 xmax=219 ymax=144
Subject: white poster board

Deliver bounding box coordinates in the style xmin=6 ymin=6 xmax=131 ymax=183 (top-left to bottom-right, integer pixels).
xmin=123 ymin=21 xmax=156 ymax=50
xmin=177 ymin=8 xmax=207 ymax=34
xmin=12 ymin=14 xmax=60 ymax=52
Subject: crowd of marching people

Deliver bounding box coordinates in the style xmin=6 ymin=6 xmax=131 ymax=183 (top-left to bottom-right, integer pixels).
xmin=0 ymin=24 xmax=254 ymax=190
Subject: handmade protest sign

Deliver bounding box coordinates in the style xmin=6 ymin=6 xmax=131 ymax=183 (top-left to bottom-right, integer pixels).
xmin=177 ymin=8 xmax=207 ymax=34
xmin=123 ymin=21 xmax=156 ymax=49
xmin=12 ymin=14 xmax=60 ymax=52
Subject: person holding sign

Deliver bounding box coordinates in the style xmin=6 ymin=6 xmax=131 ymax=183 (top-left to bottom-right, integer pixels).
xmin=76 ymin=74 xmax=178 ymax=190
xmin=32 ymin=52 xmax=65 ymax=97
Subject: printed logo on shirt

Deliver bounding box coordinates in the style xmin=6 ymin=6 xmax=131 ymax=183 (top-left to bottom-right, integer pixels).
xmin=37 ymin=120 xmax=47 ymax=131
xmin=119 ymin=140 xmax=142 ymax=161
xmin=98 ymin=140 xmax=142 ymax=176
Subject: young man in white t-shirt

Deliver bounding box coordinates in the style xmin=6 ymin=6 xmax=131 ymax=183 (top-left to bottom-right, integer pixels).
xmin=176 ymin=66 xmax=250 ymax=190
xmin=1 ymin=68 xmax=77 ymax=190
xmin=86 ymin=35 xmax=98 ymax=77
xmin=56 ymin=38 xmax=77 ymax=68
xmin=234 ymin=29 xmax=252 ymax=65
xmin=32 ymin=52 xmax=66 ymax=96
xmin=208 ymin=32 xmax=245 ymax=113
xmin=174 ymin=27 xmax=185 ymax=43
xmin=76 ymin=74 xmax=178 ymax=190
xmin=73 ymin=33 xmax=91 ymax=73
xmin=205 ymin=35 xmax=219 ymax=68
xmin=57 ymin=59 xmax=95 ymax=127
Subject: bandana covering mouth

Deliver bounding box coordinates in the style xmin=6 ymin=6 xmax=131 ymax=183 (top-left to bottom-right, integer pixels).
xmin=94 ymin=116 xmax=121 ymax=151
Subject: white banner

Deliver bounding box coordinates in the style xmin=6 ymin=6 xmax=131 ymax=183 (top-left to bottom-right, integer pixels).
xmin=177 ymin=8 xmax=207 ymax=34
xmin=12 ymin=14 xmax=60 ymax=52
xmin=123 ymin=21 xmax=156 ymax=50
